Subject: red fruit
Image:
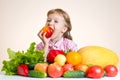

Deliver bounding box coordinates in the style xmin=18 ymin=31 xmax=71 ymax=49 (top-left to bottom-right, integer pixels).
xmin=62 ymin=63 xmax=74 ymax=73
xmin=104 ymin=65 xmax=118 ymax=77
xmin=87 ymin=65 xmax=104 ymax=78
xmin=41 ymin=26 xmax=54 ymax=38
xmin=47 ymin=49 xmax=65 ymax=63
xmin=17 ymin=64 xmax=29 ymax=76
xmin=47 ymin=63 xmax=63 ymax=78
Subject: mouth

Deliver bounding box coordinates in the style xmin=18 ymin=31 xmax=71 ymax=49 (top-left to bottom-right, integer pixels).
xmin=49 ymin=25 xmax=55 ymax=30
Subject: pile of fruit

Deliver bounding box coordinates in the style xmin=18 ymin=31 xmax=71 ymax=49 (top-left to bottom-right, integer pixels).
xmin=1 ymin=42 xmax=119 ymax=79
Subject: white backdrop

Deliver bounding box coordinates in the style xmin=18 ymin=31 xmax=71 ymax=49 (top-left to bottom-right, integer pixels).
xmin=0 ymin=0 xmax=120 ymax=70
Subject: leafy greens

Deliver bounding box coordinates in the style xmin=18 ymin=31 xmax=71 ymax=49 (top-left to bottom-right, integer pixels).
xmin=1 ymin=42 xmax=45 ymax=75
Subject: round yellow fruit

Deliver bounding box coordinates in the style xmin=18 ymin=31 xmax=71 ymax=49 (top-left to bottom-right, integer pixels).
xmin=78 ymin=46 xmax=119 ymax=68
xmin=66 ymin=51 xmax=82 ymax=66
xmin=54 ymin=54 xmax=66 ymax=66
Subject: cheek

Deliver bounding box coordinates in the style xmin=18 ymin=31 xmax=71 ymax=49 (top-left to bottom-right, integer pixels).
xmin=53 ymin=30 xmax=60 ymax=36
xmin=51 ymin=30 xmax=60 ymax=38
xmin=54 ymin=27 xmax=62 ymax=33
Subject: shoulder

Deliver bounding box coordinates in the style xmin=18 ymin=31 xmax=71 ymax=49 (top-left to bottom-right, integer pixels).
xmin=63 ymin=38 xmax=75 ymax=44
xmin=63 ymin=38 xmax=78 ymax=51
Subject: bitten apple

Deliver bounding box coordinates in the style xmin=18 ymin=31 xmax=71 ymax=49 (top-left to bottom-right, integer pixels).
xmin=40 ymin=26 xmax=54 ymax=38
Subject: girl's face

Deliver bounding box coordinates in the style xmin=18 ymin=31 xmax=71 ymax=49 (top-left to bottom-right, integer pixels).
xmin=46 ymin=13 xmax=67 ymax=40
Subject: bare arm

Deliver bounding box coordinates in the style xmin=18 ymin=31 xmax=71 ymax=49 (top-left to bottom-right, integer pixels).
xmin=38 ymin=30 xmax=50 ymax=61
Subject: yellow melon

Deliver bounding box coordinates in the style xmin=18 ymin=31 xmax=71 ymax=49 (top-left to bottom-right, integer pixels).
xmin=78 ymin=46 xmax=119 ymax=68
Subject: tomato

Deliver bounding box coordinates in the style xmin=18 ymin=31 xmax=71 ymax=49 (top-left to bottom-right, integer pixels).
xmin=87 ymin=65 xmax=104 ymax=78
xmin=17 ymin=64 xmax=29 ymax=76
xmin=41 ymin=26 xmax=54 ymax=38
xmin=62 ymin=63 xmax=74 ymax=73
xmin=47 ymin=63 xmax=63 ymax=78
xmin=104 ymin=65 xmax=118 ymax=77
xmin=74 ymin=64 xmax=88 ymax=73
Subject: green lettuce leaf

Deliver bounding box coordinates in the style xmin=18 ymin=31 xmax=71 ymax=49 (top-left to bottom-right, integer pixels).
xmin=1 ymin=42 xmax=45 ymax=75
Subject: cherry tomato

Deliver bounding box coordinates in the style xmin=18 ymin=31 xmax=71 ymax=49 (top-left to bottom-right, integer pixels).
xmin=104 ymin=65 xmax=118 ymax=77
xmin=87 ymin=65 xmax=104 ymax=78
xmin=41 ymin=26 xmax=54 ymax=38
xmin=17 ymin=64 xmax=29 ymax=76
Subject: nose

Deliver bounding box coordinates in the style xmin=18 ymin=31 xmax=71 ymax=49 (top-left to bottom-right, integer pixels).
xmin=47 ymin=22 xmax=54 ymax=30
xmin=48 ymin=20 xmax=54 ymax=26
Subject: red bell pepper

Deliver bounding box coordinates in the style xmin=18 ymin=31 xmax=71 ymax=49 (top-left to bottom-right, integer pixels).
xmin=41 ymin=26 xmax=54 ymax=38
xmin=47 ymin=49 xmax=65 ymax=63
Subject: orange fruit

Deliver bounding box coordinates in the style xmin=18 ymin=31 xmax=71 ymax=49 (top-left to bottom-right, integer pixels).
xmin=66 ymin=51 xmax=82 ymax=66
xmin=34 ymin=63 xmax=48 ymax=72
xmin=78 ymin=46 xmax=119 ymax=68
xmin=74 ymin=64 xmax=89 ymax=72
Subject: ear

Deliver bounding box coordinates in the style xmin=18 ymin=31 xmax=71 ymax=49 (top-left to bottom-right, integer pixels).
xmin=62 ymin=26 xmax=68 ymax=33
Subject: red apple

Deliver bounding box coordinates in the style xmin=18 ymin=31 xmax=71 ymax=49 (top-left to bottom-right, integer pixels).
xmin=47 ymin=63 xmax=63 ymax=78
xmin=62 ymin=63 xmax=74 ymax=73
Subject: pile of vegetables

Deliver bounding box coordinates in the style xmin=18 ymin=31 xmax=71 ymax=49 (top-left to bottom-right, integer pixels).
xmin=1 ymin=42 xmax=118 ymax=78
xmin=1 ymin=42 xmax=44 ymax=75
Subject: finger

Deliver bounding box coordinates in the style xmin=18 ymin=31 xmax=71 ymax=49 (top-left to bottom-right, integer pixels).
xmin=37 ymin=32 xmax=41 ymax=38
xmin=38 ymin=31 xmax=43 ymax=39
xmin=43 ymin=32 xmax=47 ymax=38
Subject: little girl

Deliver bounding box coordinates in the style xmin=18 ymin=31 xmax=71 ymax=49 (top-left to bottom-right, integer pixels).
xmin=37 ymin=8 xmax=78 ymax=58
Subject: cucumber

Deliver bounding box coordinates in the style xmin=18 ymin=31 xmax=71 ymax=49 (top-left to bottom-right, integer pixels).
xmin=63 ymin=70 xmax=85 ymax=78
xmin=28 ymin=70 xmax=47 ymax=78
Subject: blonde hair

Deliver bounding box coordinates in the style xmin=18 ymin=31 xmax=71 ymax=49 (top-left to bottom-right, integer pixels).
xmin=47 ymin=8 xmax=73 ymax=40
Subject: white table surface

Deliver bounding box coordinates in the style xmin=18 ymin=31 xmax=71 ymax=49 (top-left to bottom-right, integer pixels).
xmin=0 ymin=72 xmax=120 ymax=80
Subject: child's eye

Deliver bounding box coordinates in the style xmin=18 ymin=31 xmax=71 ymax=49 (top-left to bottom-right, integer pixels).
xmin=54 ymin=20 xmax=58 ymax=23
xmin=47 ymin=19 xmax=51 ymax=22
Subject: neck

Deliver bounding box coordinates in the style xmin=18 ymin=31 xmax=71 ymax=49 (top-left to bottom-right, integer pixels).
xmin=51 ymin=36 xmax=63 ymax=43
